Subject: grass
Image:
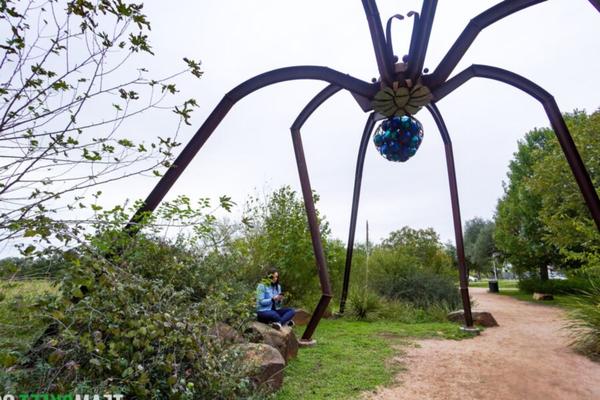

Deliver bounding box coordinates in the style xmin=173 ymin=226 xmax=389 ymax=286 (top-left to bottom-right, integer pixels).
xmin=469 ymin=279 xmax=518 ymax=289
xmin=275 ymin=318 xmax=473 ymax=400
xmin=0 ymin=279 xmax=56 ymax=355
xmin=495 ymin=289 xmax=581 ymax=309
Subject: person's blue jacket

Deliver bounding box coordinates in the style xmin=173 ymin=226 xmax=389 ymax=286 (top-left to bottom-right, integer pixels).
xmin=256 ymin=282 xmax=282 ymax=312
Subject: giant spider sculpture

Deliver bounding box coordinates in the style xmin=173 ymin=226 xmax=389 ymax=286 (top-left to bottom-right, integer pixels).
xmin=128 ymin=0 xmax=600 ymax=342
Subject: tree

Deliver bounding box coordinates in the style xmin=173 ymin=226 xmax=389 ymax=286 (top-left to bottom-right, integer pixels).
xmin=369 ymin=227 xmax=460 ymax=308
xmin=0 ymin=0 xmax=202 ymax=251
xmin=380 ymin=226 xmax=453 ymax=275
xmin=529 ymin=110 xmax=600 ymax=278
xmin=236 ymin=186 xmax=344 ymax=306
xmin=463 ymin=217 xmax=496 ymax=278
xmin=494 ymin=129 xmax=562 ymax=281
xmin=443 ymin=241 xmax=458 ymax=269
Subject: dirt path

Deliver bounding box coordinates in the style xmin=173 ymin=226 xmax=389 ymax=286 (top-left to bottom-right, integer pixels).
xmin=366 ymin=288 xmax=600 ymax=400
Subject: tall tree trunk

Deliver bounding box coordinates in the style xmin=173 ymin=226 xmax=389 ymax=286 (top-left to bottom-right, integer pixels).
xmin=539 ymin=264 xmax=549 ymax=281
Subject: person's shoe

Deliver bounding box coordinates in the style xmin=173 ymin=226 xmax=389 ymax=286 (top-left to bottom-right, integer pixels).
xmin=287 ymin=320 xmax=295 ymax=327
xmin=270 ymin=322 xmax=282 ymax=330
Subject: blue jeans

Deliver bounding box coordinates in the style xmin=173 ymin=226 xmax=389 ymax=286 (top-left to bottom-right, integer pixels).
xmin=257 ymin=308 xmax=295 ymax=325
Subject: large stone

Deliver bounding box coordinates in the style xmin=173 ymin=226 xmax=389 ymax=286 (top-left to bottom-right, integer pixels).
xmin=236 ymin=343 xmax=285 ymax=392
xmin=247 ymin=322 xmax=299 ymax=362
xmin=533 ymin=292 xmax=554 ymax=301
xmin=207 ymin=322 xmax=243 ymax=344
xmin=447 ymin=310 xmax=499 ymax=327
xmin=292 ymin=309 xmax=311 ymax=326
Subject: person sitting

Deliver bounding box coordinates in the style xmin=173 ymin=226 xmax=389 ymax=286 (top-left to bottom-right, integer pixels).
xmin=256 ymin=269 xmax=295 ymax=330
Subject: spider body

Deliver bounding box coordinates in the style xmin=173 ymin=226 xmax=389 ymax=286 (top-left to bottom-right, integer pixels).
xmin=130 ymin=0 xmax=600 ymax=341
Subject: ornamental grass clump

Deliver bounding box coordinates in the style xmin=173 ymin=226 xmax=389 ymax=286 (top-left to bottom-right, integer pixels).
xmin=348 ymin=289 xmax=382 ymax=321
xmin=567 ymin=282 xmax=600 ymax=361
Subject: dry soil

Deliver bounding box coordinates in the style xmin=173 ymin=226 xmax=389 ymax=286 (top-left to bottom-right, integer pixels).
xmin=366 ymin=287 xmax=600 ymax=400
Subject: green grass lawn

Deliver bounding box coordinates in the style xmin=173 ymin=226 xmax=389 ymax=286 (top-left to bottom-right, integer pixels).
xmin=276 ymin=319 xmax=473 ymax=400
xmin=496 ymin=289 xmax=580 ymax=309
xmin=0 ymin=279 xmax=56 ymax=356
xmin=467 ymin=280 xmax=586 ymax=310
xmin=469 ymin=279 xmax=518 ymax=289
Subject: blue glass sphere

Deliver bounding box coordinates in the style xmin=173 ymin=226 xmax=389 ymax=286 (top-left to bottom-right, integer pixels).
xmin=372 ymin=115 xmax=424 ymax=162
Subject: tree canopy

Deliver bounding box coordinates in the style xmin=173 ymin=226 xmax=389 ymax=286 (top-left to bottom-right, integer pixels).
xmin=495 ymin=109 xmax=600 ymax=279
xmin=463 ymin=217 xmax=496 ymax=278
xmin=0 ymin=0 xmax=202 ymax=253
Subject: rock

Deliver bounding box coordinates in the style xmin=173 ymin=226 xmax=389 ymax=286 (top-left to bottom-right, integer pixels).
xmin=533 ymin=292 xmax=554 ymax=301
xmin=236 ymin=343 xmax=285 ymax=392
xmin=247 ymin=322 xmax=298 ymax=362
xmin=447 ymin=310 xmax=499 ymax=327
xmin=292 ymin=309 xmax=311 ymax=326
xmin=208 ymin=322 xmax=243 ymax=344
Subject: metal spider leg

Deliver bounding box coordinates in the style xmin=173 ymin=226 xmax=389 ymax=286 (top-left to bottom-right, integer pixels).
xmin=338 ymin=113 xmax=377 ymax=314
xmin=426 ymin=104 xmax=474 ymax=328
xmin=425 ymin=0 xmax=600 ymax=89
xmin=362 ymin=0 xmax=396 ymax=85
xmin=290 ymin=84 xmax=342 ymax=341
xmin=433 ymin=64 xmax=600 ymax=231
xmin=405 ymin=0 xmax=438 ymax=82
xmin=126 ymin=66 xmax=377 ymax=230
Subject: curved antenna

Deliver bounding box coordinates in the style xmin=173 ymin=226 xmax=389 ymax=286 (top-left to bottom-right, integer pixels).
xmin=432 ymin=64 xmax=600 ymax=231
xmin=362 ymin=0 xmax=396 ymax=85
xmin=126 ymin=66 xmax=376 ymax=230
xmin=290 ymin=84 xmax=342 ymax=341
xmin=338 ymin=113 xmax=377 ymax=314
xmin=426 ymin=103 xmax=474 ymax=329
xmin=385 ymin=14 xmax=405 ymax=65
xmin=425 ymin=0 xmax=600 ymax=88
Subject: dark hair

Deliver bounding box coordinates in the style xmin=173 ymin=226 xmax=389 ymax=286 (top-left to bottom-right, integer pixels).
xmin=266 ymin=268 xmax=279 ymax=284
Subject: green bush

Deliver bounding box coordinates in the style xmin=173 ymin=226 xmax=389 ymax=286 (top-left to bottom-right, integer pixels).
xmin=348 ymin=289 xmax=382 ymax=321
xmin=371 ymin=266 xmax=461 ymax=310
xmin=236 ymin=186 xmax=345 ymax=308
xmin=518 ymin=278 xmax=593 ymax=294
xmin=377 ymin=300 xmax=453 ymax=324
xmin=365 ymin=227 xmax=461 ymax=311
xmin=0 ymin=255 xmax=67 ymax=280
xmin=567 ymin=282 xmax=600 ymax=360
xmin=1 ymin=198 xmax=264 ymax=399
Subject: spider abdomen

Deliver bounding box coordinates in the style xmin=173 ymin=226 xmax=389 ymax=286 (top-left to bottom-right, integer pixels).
xmin=373 ymin=115 xmax=424 ymax=162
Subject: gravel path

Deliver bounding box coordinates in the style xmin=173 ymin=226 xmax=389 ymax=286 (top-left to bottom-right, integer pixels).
xmin=366 ymin=288 xmax=600 ymax=400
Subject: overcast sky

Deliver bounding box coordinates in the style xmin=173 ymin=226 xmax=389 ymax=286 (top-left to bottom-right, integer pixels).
xmin=97 ymin=0 xmax=600 ymax=246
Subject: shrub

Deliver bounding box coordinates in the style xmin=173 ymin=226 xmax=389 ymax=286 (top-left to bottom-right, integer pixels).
xmin=567 ymin=282 xmax=600 ymax=360
xmin=518 ymin=278 xmax=593 ymax=295
xmin=348 ymin=289 xmax=382 ymax=321
xmin=2 ymin=199 xmax=263 ymax=399
xmin=377 ymin=300 xmax=452 ymax=324
xmin=371 ymin=265 xmax=461 ymax=310
xmin=236 ymin=186 xmax=345 ymax=308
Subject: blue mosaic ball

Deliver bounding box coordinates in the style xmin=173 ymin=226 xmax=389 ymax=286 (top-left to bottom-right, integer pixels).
xmin=373 ymin=115 xmax=424 ymax=162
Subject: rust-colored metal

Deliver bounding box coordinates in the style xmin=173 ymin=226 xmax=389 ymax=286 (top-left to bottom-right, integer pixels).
xmin=339 ymin=113 xmax=377 ymax=314
xmin=427 ymin=104 xmax=474 ymax=327
xmin=425 ymin=0 xmax=600 ymax=88
xmin=127 ymin=1 xmax=600 ymax=340
xmin=361 ymin=0 xmax=395 ymax=86
xmin=126 ymin=67 xmax=377 ymax=229
xmin=290 ymin=84 xmax=341 ymax=340
xmin=405 ymin=0 xmax=438 ymax=82
xmin=432 ymin=65 xmax=600 ymax=231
